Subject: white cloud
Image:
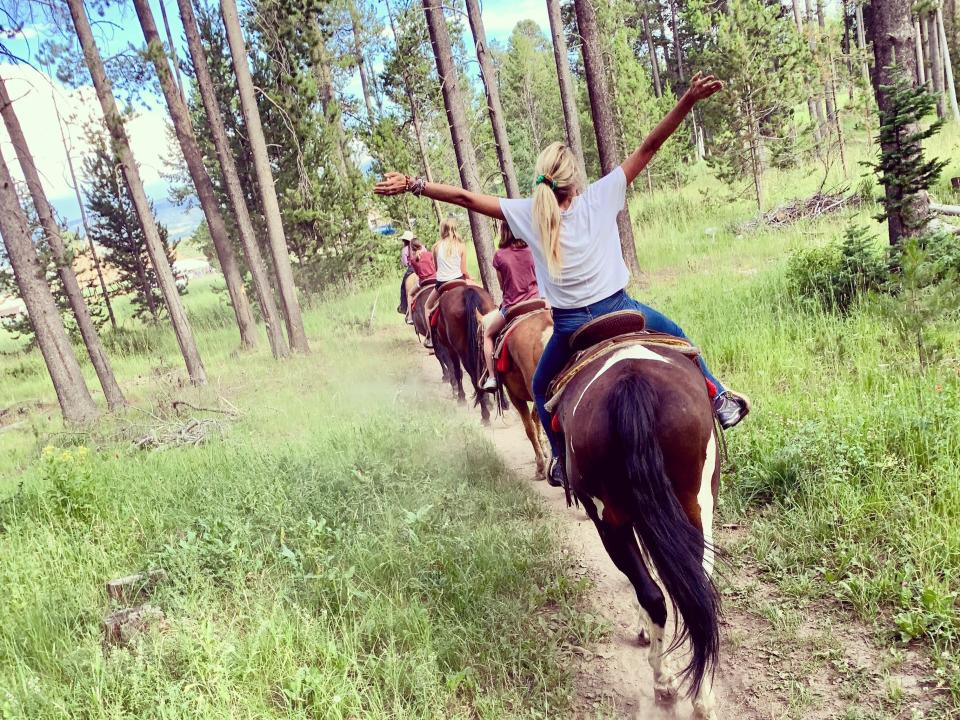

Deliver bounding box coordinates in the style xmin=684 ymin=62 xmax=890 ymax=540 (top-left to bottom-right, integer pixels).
xmin=0 ymin=63 xmax=179 ymax=208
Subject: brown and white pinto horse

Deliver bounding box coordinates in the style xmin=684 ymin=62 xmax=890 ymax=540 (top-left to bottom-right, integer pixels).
xmin=436 ymin=284 xmax=497 ymax=423
xmin=480 ymin=308 xmax=553 ymax=479
xmin=552 ymin=344 xmax=721 ymax=719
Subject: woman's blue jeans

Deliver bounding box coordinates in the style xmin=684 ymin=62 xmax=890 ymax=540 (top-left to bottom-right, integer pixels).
xmin=532 ymin=289 xmax=725 ymax=457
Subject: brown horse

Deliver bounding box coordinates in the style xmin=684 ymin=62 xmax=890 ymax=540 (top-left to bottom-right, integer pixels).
xmin=410 ymin=285 xmax=456 ymax=386
xmin=436 ymin=284 xmax=496 ymax=423
xmin=480 ymin=308 xmax=552 ymax=479
xmin=551 ymin=345 xmax=721 ymax=719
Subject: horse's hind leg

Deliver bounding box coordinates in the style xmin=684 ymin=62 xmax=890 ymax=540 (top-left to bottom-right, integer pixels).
xmin=584 ymin=510 xmax=679 ymax=704
xmin=512 ymin=394 xmax=546 ymax=479
xmin=451 ymin=354 xmax=466 ymax=403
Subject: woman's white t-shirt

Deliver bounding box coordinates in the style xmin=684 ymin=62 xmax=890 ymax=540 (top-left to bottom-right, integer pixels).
xmin=500 ymin=167 xmax=630 ymax=309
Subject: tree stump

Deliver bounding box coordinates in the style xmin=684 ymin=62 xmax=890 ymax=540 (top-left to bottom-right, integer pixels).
xmin=102 ymin=604 xmax=167 ymax=650
xmin=105 ymin=569 xmax=167 ymax=605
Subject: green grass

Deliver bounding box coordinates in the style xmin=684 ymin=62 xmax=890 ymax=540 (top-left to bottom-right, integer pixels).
xmin=0 ymin=288 xmax=600 ymax=719
xmin=1 ymin=116 xmax=958 ymax=713
xmin=627 ymin=121 xmax=960 ymax=703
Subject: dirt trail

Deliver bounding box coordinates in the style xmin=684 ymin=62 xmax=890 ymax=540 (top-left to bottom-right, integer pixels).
xmin=410 ymin=341 xmax=938 ymax=720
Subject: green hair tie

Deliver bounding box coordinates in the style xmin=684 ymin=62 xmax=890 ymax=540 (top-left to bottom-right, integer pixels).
xmin=535 ymin=174 xmax=558 ymax=191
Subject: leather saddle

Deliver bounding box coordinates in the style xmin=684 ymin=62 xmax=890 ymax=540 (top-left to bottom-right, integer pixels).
xmin=503 ymin=297 xmax=548 ymax=323
xmin=545 ymin=311 xmax=700 ymax=413
xmin=437 ymin=278 xmax=467 ymax=295
xmin=492 ymin=299 xmax=551 ymax=372
xmin=410 ymin=284 xmax=434 ymax=311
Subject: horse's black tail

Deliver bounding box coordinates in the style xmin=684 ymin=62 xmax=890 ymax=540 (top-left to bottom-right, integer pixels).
xmin=608 ymin=373 xmax=720 ymax=698
xmin=462 ymin=287 xmax=486 ymax=390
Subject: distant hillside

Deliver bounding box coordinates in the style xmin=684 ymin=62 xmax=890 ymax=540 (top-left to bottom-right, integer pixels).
xmin=50 ymin=186 xmax=204 ymax=243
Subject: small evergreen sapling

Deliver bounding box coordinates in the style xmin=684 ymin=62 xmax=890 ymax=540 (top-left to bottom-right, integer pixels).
xmin=870 ymin=64 xmax=948 ymax=245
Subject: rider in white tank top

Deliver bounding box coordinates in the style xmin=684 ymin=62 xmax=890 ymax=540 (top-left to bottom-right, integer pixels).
xmin=435 ymin=244 xmax=463 ymax=282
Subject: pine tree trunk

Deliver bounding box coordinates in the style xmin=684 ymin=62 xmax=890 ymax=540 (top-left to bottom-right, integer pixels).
xmin=546 ymin=0 xmax=588 ymax=180
xmin=465 ymin=0 xmax=521 ymax=198
xmin=134 ymin=0 xmax=259 ymax=351
xmin=573 ymin=0 xmax=642 ymax=279
xmin=0 ymin=147 xmax=98 ymax=423
xmin=793 ymin=0 xmax=823 ymax=141
xmin=818 ymin=0 xmax=837 ymax=128
xmin=176 ymin=0 xmax=289 ymax=358
xmin=67 ymin=0 xmax=207 ymax=385
xmin=53 ymin=85 xmax=116 ymax=331
xmin=829 ymin=53 xmax=849 ymax=176
xmin=870 ymin=0 xmax=930 ymax=245
xmin=384 ymin=0 xmax=442 ymax=225
xmin=422 ymin=0 xmax=499 ymax=301
xmin=221 ymin=0 xmax=310 ymax=352
xmin=0 ymin=75 xmax=125 ymax=409
xmin=669 ymin=0 xmax=684 ymax=80
xmin=642 ymin=13 xmax=663 ymax=98
xmin=938 ymin=7 xmax=960 ymax=121
xmin=929 ymin=12 xmax=948 ymax=117
xmin=158 ymin=0 xmax=187 ymax=106
xmin=856 ymin=2 xmax=871 ymax=89
xmin=915 ymin=17 xmax=928 ymax=86
xmin=349 ymin=1 xmax=375 ymax=123
xmin=805 ymin=0 xmax=828 ymax=136
xmin=315 ymin=38 xmax=351 ymax=178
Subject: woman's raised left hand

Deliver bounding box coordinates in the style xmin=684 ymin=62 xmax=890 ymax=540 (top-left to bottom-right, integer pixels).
xmin=374 ymin=172 xmax=409 ymax=196
xmin=684 ymin=72 xmax=724 ymax=102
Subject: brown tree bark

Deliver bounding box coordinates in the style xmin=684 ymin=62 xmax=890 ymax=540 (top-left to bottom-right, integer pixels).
xmin=915 ymin=17 xmax=927 ymax=86
xmin=67 ymin=0 xmax=207 ymax=385
xmin=642 ymin=13 xmax=663 ymax=98
xmin=176 ymin=0 xmax=289 ymax=358
xmin=422 ymin=0 xmax=499 ymax=300
xmin=133 ymin=0 xmax=259 ymax=352
xmin=669 ymin=0 xmax=684 ymax=80
xmin=158 ymin=0 xmax=187 ymax=106
xmin=349 ymin=1 xmax=375 ymax=123
xmin=573 ymin=0 xmax=642 ymax=278
xmin=0 ymin=147 xmax=98 ymax=423
xmin=870 ymin=0 xmax=931 ymax=245
xmin=0 ymin=75 xmax=125 ymax=409
xmin=221 ymin=0 xmax=310 ymax=352
xmin=546 ymin=0 xmax=588 ymax=180
xmin=384 ymin=0 xmax=442 ymax=225
xmin=929 ymin=11 xmax=948 ymax=117
xmin=465 ymin=0 xmax=521 ymax=198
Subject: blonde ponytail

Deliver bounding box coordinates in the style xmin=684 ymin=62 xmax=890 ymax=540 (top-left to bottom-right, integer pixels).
xmin=532 ymin=142 xmax=579 ymax=277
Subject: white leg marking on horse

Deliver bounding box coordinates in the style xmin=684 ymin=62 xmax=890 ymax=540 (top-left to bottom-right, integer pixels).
xmin=637 ymin=604 xmax=652 ymax=645
xmin=572 ymin=345 xmax=673 ymax=419
xmin=693 ymin=675 xmax=717 ymax=720
xmin=698 ymin=431 xmax=717 ymax=578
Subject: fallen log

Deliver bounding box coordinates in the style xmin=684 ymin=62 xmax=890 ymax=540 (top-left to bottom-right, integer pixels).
xmin=930 ymin=202 xmax=960 ymax=217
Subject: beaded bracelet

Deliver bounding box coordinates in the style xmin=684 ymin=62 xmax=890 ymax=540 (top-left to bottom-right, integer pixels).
xmin=406 ymin=175 xmax=426 ymax=197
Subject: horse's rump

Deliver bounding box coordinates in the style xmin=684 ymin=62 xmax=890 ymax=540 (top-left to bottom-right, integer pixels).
xmin=555 ymin=351 xmax=720 ymax=695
